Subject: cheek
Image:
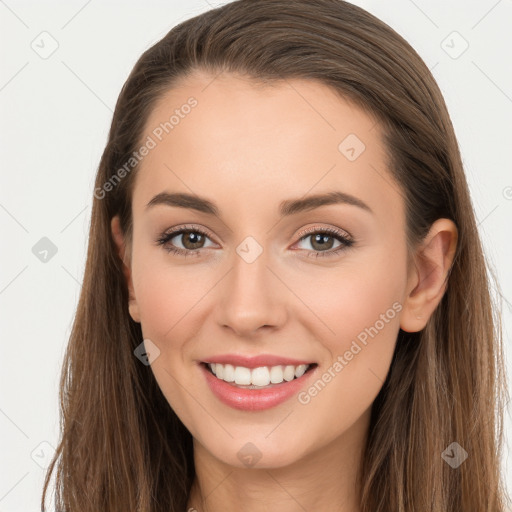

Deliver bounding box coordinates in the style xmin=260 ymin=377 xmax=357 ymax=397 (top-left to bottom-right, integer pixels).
xmin=130 ymin=242 xmax=202 ymax=342
xmin=289 ymin=242 xmax=407 ymax=424
xmin=295 ymin=244 xmax=407 ymax=348
xmin=292 ymin=261 xmax=405 ymax=443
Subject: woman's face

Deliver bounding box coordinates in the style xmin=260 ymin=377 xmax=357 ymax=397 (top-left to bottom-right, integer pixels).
xmin=120 ymin=71 xmax=414 ymax=469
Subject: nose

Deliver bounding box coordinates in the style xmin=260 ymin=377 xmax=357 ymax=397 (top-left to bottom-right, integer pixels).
xmin=214 ymin=250 xmax=287 ymax=337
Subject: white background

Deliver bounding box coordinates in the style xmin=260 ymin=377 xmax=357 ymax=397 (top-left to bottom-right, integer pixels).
xmin=1 ymin=0 xmax=511 ymax=510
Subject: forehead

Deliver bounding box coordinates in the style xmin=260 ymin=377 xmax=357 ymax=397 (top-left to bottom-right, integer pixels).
xmin=146 ymin=71 xmax=379 ymax=148
xmin=131 ymin=71 xmax=402 ymax=227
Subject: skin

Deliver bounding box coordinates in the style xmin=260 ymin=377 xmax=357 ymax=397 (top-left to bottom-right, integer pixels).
xmin=111 ymin=71 xmax=457 ymax=512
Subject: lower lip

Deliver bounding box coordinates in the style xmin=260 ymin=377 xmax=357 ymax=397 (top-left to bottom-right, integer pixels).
xmin=200 ymin=363 xmax=317 ymax=411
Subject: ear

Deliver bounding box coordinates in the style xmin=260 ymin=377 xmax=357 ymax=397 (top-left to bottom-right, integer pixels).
xmin=400 ymin=218 xmax=458 ymax=332
xmin=111 ymin=215 xmax=141 ymax=323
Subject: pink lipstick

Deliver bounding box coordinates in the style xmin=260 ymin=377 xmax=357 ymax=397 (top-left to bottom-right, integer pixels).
xmin=199 ymin=358 xmax=318 ymax=411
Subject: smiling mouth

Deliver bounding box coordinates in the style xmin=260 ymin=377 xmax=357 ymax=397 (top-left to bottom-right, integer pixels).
xmin=201 ymin=362 xmax=318 ymax=389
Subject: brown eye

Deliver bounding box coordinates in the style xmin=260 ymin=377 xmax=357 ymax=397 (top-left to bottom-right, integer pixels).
xmin=176 ymin=230 xmax=207 ymax=250
xmin=294 ymin=227 xmax=354 ymax=258
xmin=308 ymin=233 xmax=337 ymax=251
xmin=156 ymin=226 xmax=215 ymax=256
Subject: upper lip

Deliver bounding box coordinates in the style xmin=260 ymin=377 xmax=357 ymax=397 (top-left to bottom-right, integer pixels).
xmin=202 ymin=354 xmax=315 ymax=369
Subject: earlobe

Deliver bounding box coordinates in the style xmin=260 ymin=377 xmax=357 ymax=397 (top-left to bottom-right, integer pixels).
xmin=111 ymin=216 xmax=141 ymax=323
xmin=400 ymin=219 xmax=458 ymax=333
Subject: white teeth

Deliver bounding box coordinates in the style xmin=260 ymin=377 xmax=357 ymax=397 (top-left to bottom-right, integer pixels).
xmin=283 ymin=365 xmax=295 ymax=381
xmin=269 ymin=365 xmax=284 ymax=384
xmin=234 ymin=366 xmax=252 ymax=385
xmin=207 ymin=362 xmax=312 ymax=387
xmin=295 ymin=364 xmax=307 ymax=378
xmin=251 ymin=367 xmax=270 ymax=387
xmin=223 ymin=363 xmax=235 ymax=382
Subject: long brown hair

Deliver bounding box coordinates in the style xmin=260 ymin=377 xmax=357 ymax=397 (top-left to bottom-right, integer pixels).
xmin=41 ymin=1 xmax=509 ymax=510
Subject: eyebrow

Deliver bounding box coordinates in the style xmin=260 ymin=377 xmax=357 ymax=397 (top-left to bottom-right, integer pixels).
xmin=145 ymin=190 xmax=373 ymax=217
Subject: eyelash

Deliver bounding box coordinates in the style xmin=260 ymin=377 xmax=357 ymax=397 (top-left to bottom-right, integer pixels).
xmin=155 ymin=224 xmax=354 ymax=259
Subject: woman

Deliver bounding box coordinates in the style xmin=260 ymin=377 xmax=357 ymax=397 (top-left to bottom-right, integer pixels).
xmin=41 ymin=0 xmax=509 ymax=510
